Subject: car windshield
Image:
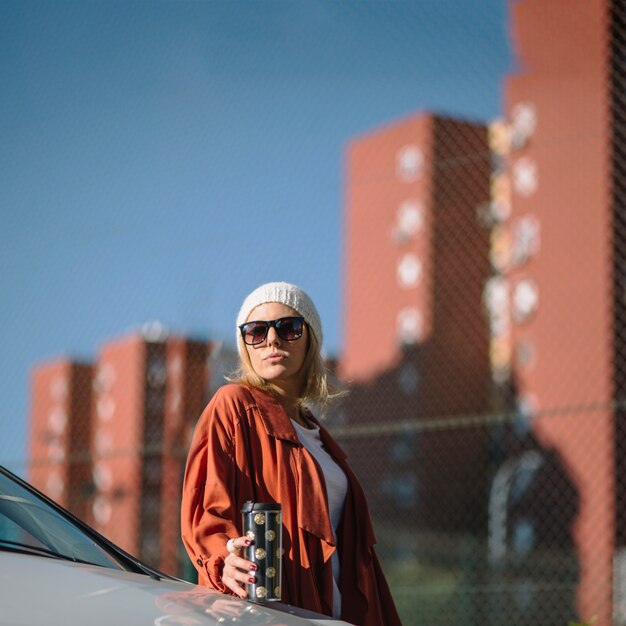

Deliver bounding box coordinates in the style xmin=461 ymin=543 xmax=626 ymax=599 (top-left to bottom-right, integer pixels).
xmin=0 ymin=469 xmax=123 ymax=569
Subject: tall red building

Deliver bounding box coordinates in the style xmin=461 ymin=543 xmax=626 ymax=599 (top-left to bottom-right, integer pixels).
xmin=341 ymin=112 xmax=492 ymax=528
xmin=483 ymin=0 xmax=615 ymax=623
xmin=342 ymin=112 xmax=491 ymax=391
xmin=90 ymin=334 xmax=163 ymax=559
xmin=341 ymin=2 xmax=621 ymax=622
xmin=90 ymin=331 xmax=211 ymax=572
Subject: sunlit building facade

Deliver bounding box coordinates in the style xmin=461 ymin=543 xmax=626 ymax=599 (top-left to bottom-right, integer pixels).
xmin=340 ymin=112 xmax=492 ymax=529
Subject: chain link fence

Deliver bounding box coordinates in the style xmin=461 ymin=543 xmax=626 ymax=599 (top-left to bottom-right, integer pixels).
xmin=3 ymin=0 xmax=624 ymax=625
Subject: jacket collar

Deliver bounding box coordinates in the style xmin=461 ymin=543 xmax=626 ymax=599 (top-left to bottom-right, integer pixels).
xmin=247 ymin=387 xmax=301 ymax=444
xmin=247 ymin=386 xmax=349 ymax=462
xmin=247 ymin=387 xmax=348 ymax=462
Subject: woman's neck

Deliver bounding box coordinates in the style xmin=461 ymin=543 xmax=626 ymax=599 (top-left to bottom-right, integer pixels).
xmin=273 ymin=393 xmax=309 ymax=427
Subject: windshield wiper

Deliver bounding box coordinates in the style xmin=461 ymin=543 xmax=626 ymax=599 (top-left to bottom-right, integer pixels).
xmin=0 ymin=538 xmax=101 ymax=566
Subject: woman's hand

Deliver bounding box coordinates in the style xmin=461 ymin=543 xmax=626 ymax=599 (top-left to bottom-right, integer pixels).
xmin=222 ymin=536 xmax=257 ymax=598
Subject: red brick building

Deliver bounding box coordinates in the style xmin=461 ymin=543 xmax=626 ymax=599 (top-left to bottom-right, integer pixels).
xmin=483 ymin=1 xmax=615 ymax=623
xmin=340 ymin=112 xmax=492 ymax=529
xmin=340 ymin=2 xmax=621 ymax=623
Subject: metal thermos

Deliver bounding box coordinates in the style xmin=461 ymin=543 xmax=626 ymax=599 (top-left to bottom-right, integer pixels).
xmin=241 ymin=501 xmax=283 ymax=601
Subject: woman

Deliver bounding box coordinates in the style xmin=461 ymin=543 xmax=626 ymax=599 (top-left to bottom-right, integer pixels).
xmin=181 ymin=281 xmax=401 ymax=626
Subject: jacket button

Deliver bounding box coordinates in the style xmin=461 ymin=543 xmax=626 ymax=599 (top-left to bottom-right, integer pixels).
xmin=197 ymin=559 xmax=203 ymax=566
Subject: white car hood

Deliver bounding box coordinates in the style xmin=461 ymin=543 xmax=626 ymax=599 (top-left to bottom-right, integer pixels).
xmin=0 ymin=552 xmax=350 ymax=626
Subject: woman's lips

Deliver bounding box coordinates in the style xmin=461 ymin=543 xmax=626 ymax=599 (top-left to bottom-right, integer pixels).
xmin=264 ymin=353 xmax=286 ymax=362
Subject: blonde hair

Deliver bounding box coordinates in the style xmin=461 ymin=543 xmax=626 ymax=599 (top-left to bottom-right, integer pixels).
xmin=227 ymin=325 xmax=344 ymax=415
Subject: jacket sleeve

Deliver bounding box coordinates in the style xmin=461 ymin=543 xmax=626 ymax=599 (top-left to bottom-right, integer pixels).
xmin=180 ymin=387 xmax=242 ymax=592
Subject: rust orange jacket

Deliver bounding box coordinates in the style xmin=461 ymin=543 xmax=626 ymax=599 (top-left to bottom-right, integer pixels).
xmin=181 ymin=384 xmax=402 ymax=626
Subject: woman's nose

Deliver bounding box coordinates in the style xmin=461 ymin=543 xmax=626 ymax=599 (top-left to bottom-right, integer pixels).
xmin=266 ymin=327 xmax=280 ymax=345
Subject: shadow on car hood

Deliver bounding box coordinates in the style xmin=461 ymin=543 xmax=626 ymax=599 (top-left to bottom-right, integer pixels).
xmin=0 ymin=552 xmax=351 ymax=626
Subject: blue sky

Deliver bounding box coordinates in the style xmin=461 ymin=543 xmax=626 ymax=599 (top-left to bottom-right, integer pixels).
xmin=0 ymin=0 xmax=512 ymax=468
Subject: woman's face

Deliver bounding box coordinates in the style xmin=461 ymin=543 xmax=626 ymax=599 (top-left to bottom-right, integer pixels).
xmin=243 ymin=302 xmax=308 ymax=396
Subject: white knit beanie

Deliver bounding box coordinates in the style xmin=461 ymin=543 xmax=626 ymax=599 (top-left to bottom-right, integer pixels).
xmin=236 ymin=281 xmax=323 ymax=351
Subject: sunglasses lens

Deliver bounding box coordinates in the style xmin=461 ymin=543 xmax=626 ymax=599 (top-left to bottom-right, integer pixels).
xmin=242 ymin=322 xmax=269 ymax=345
xmin=276 ymin=317 xmax=304 ymax=341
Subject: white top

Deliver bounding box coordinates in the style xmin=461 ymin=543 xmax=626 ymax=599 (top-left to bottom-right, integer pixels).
xmin=292 ymin=419 xmax=348 ymax=619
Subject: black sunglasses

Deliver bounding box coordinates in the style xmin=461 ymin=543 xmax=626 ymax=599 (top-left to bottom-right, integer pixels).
xmin=239 ymin=316 xmax=305 ymax=346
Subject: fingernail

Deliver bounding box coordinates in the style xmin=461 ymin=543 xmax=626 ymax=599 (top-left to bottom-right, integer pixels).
xmin=249 ymin=564 xmax=257 ymax=571
xmin=244 ymin=539 xmax=251 ymax=545
xmin=248 ymin=576 xmax=256 ymax=583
